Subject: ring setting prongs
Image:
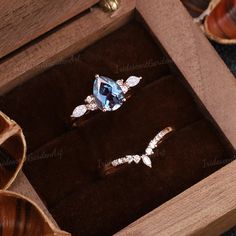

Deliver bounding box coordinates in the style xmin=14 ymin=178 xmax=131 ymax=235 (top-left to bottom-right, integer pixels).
xmin=71 ymin=74 xmax=142 ymax=118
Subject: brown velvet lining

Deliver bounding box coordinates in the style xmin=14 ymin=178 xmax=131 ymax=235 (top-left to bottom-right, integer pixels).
xmin=0 ymin=22 xmax=170 ymax=153
xmin=0 ymin=20 xmax=233 ymax=236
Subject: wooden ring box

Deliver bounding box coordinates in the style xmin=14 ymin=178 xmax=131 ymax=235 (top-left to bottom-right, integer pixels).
xmin=0 ymin=0 xmax=236 ymax=235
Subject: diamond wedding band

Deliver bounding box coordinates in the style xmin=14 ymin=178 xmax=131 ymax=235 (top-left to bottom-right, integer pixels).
xmin=102 ymin=127 xmax=174 ymax=176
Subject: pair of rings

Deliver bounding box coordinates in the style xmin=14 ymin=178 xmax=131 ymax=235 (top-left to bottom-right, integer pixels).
xmin=71 ymin=75 xmax=174 ymax=175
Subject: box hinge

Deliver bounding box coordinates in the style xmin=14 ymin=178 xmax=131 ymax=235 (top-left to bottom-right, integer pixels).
xmin=99 ymin=0 xmax=120 ymax=12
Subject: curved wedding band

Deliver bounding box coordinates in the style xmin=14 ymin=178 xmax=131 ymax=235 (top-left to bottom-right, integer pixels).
xmin=102 ymin=127 xmax=174 ymax=176
xmin=71 ymin=74 xmax=142 ymax=120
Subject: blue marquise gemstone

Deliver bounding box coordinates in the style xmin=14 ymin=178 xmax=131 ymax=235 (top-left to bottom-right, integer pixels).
xmin=93 ymin=76 xmax=125 ymax=111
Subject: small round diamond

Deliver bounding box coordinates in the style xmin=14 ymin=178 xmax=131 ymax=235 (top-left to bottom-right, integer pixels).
xmin=116 ymin=80 xmax=124 ymax=86
xmin=86 ymin=102 xmax=98 ymax=111
xmin=116 ymin=80 xmax=129 ymax=93
xmin=154 ymin=135 xmax=161 ymax=142
xmin=149 ymin=140 xmax=156 ymax=149
xmin=145 ymin=147 xmax=154 ymax=155
xmin=85 ymin=95 xmax=95 ymax=103
xmin=126 ymin=155 xmax=133 ymax=163
xmin=71 ymin=105 xmax=87 ymax=118
xmin=120 ymin=85 xmax=129 ymax=94
xmin=112 ymin=160 xmax=119 ymax=166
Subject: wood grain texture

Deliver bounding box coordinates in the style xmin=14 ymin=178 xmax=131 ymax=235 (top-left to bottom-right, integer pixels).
xmin=9 ymin=171 xmax=59 ymax=228
xmin=0 ymin=0 xmax=99 ymax=59
xmin=136 ymin=0 xmax=236 ymax=149
xmin=0 ymin=188 xmax=70 ymax=235
xmin=115 ymin=0 xmax=236 ymax=235
xmin=116 ymin=159 xmax=236 ymax=236
xmin=0 ymin=0 xmax=135 ymax=95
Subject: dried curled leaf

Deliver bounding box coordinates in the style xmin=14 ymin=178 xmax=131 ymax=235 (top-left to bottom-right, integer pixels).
xmin=0 ymin=190 xmax=70 ymax=236
xmin=0 ymin=111 xmax=26 ymax=189
xmin=196 ymin=0 xmax=236 ymax=44
xmin=205 ymin=0 xmax=236 ymax=43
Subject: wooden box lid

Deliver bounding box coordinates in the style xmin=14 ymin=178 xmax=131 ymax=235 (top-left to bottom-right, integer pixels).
xmin=0 ymin=0 xmax=100 ymax=59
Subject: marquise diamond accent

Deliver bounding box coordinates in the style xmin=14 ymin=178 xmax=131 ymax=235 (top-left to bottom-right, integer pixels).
xmin=71 ymin=105 xmax=87 ymax=118
xmin=142 ymin=155 xmax=152 ymax=168
xmin=126 ymin=76 xmax=142 ymax=87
